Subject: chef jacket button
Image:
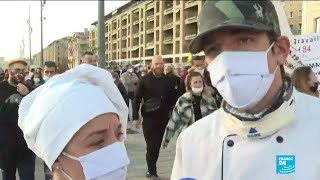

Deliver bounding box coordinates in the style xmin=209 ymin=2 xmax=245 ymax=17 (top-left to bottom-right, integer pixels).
xmin=276 ymin=136 xmax=283 ymax=143
xmin=227 ymin=140 xmax=234 ymax=147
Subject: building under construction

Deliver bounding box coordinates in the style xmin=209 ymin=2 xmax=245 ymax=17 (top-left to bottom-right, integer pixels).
xmin=90 ymin=0 xmax=206 ymax=65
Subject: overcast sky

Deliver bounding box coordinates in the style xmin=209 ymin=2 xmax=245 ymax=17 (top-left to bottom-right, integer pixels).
xmin=0 ymin=1 xmax=129 ymax=61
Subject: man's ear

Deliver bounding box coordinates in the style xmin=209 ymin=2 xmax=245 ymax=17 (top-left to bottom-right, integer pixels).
xmin=274 ymin=36 xmax=290 ymax=65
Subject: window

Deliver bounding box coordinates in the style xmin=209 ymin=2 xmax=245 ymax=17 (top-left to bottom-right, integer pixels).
xmin=290 ymin=11 xmax=293 ymax=18
xmin=290 ymin=24 xmax=294 ymax=30
xmin=299 ymin=23 xmax=302 ymax=30
xmin=298 ymin=10 xmax=302 ymax=17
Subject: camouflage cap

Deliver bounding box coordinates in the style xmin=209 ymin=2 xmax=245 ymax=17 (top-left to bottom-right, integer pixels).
xmin=189 ymin=0 xmax=281 ymax=54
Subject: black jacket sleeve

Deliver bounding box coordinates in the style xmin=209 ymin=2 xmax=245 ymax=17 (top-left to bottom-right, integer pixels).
xmin=132 ymin=77 xmax=144 ymax=120
xmin=117 ymin=82 xmax=129 ymax=107
xmin=179 ymin=76 xmax=186 ymax=97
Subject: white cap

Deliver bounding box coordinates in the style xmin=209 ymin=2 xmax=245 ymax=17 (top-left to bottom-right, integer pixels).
xmin=18 ymin=64 xmax=128 ymax=170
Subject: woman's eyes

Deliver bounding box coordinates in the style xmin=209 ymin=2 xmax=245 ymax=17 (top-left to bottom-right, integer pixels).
xmin=89 ymin=139 xmax=104 ymax=147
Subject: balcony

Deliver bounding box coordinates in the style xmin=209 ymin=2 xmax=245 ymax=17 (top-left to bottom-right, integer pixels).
xmin=133 ymin=20 xmax=139 ymax=25
xmin=132 ymin=45 xmax=139 ymax=51
xmin=112 ymin=31 xmax=117 ymax=36
xmin=163 ymin=37 xmax=173 ymax=44
xmin=184 ymin=34 xmax=197 ymax=40
xmin=146 ymin=28 xmax=154 ymax=34
xmin=133 ymin=8 xmax=139 ymax=14
xmin=185 ymin=16 xmax=197 ymax=24
xmin=146 ymin=2 xmax=155 ymax=11
xmin=185 ymin=0 xmax=197 ymax=9
xmin=163 ymin=22 xmax=173 ymax=30
xmin=147 ymin=15 xmax=155 ymax=22
xmin=121 ymin=16 xmax=127 ymax=20
xmin=122 ymin=48 xmax=127 ymax=52
xmin=122 ymin=25 xmax=127 ymax=29
xmin=122 ymin=36 xmax=127 ymax=40
xmin=133 ymin=33 xmax=139 ymax=38
xmin=164 ymin=7 xmax=173 ymax=15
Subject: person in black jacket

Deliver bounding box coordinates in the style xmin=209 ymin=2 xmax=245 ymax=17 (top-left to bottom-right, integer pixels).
xmin=180 ymin=55 xmax=223 ymax=107
xmin=0 ymin=60 xmax=35 ymax=180
xmin=0 ymin=68 xmax=5 ymax=81
xmin=165 ymin=64 xmax=180 ymax=104
xmin=111 ymin=71 xmax=129 ymax=107
xmin=133 ymin=55 xmax=177 ymax=180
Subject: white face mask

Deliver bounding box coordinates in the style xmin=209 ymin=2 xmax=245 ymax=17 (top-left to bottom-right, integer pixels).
xmin=62 ymin=142 xmax=129 ymax=180
xmin=43 ymin=76 xmax=50 ymax=81
xmin=192 ymin=87 xmax=203 ymax=94
xmin=34 ymin=78 xmax=40 ymax=84
xmin=207 ymin=42 xmax=276 ymax=110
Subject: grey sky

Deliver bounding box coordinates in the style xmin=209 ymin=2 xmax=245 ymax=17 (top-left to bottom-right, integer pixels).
xmin=0 ymin=1 xmax=128 ymax=60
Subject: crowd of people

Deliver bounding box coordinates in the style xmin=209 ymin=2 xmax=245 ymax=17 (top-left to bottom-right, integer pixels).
xmin=1 ymin=0 xmax=320 ymax=180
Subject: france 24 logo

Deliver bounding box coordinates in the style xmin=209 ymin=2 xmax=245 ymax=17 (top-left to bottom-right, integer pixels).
xmin=276 ymin=155 xmax=295 ymax=174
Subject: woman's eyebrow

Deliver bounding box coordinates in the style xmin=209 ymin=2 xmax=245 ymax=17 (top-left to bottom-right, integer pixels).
xmin=84 ymin=129 xmax=107 ymax=141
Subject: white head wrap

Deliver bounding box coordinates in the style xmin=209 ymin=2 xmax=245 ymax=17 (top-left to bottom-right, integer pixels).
xmin=18 ymin=64 xmax=128 ymax=169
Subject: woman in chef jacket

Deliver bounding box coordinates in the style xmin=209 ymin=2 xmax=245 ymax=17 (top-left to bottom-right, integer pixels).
xmin=291 ymin=66 xmax=319 ymax=97
xmin=18 ymin=64 xmax=129 ymax=180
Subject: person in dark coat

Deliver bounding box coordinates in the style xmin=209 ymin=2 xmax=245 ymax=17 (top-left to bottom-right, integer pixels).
xmin=0 ymin=60 xmax=35 ymax=180
xmin=133 ymin=55 xmax=177 ymax=179
xmin=111 ymin=71 xmax=129 ymax=107
xmin=165 ymin=64 xmax=180 ymax=104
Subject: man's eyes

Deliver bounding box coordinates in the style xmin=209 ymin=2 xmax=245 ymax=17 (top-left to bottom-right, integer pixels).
xmin=239 ymin=37 xmax=253 ymax=45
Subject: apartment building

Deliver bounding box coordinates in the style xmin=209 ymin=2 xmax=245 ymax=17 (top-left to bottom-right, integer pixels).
xmin=89 ymin=27 xmax=97 ymax=50
xmin=283 ymin=1 xmax=303 ymax=35
xmin=33 ymin=36 xmax=71 ymax=72
xmin=67 ymin=29 xmax=90 ymax=68
xmin=89 ymin=0 xmax=304 ymax=65
xmin=90 ymin=0 xmax=206 ymax=65
xmin=302 ymin=1 xmax=320 ymax=34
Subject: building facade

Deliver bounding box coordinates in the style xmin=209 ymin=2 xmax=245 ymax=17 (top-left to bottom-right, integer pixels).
xmin=283 ymin=1 xmax=303 ymax=35
xmin=33 ymin=36 xmax=71 ymax=72
xmin=90 ymin=0 xmax=206 ymax=65
xmin=89 ymin=27 xmax=97 ymax=51
xmin=67 ymin=29 xmax=90 ymax=68
xmin=302 ymin=1 xmax=320 ymax=34
xmin=89 ymin=0 xmax=304 ymax=65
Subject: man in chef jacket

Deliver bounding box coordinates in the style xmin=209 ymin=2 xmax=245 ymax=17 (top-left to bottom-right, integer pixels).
xmin=171 ymin=1 xmax=320 ymax=180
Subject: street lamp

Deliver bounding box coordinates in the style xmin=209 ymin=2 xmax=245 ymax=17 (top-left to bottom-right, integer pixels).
xmin=97 ymin=0 xmax=106 ymax=68
xmin=40 ymin=0 xmax=46 ymax=66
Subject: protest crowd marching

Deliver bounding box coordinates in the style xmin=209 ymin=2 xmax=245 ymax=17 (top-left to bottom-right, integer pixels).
xmin=1 ymin=0 xmax=320 ymax=180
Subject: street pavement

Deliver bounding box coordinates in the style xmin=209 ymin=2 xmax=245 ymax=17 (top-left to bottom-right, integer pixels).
xmin=28 ymin=127 xmax=177 ymax=180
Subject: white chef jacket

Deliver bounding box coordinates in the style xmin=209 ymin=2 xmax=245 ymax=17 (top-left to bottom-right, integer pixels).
xmin=171 ymin=90 xmax=320 ymax=180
